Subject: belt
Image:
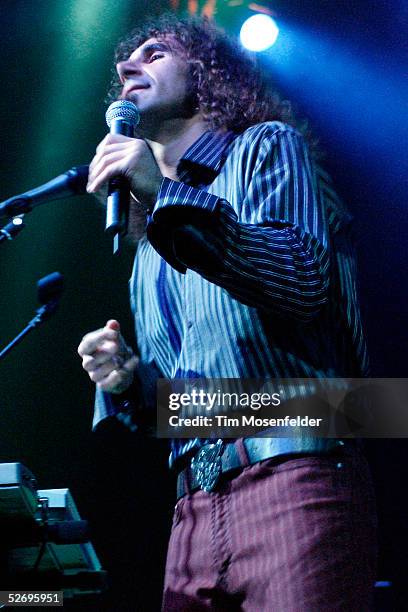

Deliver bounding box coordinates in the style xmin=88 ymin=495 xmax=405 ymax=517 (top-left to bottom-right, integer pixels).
xmin=176 ymin=437 xmax=350 ymax=499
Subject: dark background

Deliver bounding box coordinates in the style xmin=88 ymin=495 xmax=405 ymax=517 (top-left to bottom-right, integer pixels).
xmin=0 ymin=1 xmax=407 ymax=609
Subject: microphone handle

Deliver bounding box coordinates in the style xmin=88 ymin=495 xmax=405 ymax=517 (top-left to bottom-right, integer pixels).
xmin=105 ymin=119 xmax=134 ymax=235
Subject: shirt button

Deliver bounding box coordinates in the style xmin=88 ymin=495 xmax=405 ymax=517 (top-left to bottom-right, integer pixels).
xmin=187 ymin=321 xmax=193 ymax=329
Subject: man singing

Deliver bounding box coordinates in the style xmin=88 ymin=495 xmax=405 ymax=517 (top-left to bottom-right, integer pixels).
xmin=78 ymin=14 xmax=377 ymax=610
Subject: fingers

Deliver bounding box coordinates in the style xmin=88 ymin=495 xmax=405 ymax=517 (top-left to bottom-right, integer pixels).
xmin=97 ymin=370 xmax=128 ymax=392
xmin=96 ymin=370 xmax=130 ymax=394
xmin=81 ymin=345 xmax=116 ymax=370
xmin=87 ymin=135 xmax=142 ymax=193
xmin=96 ymin=354 xmax=139 ymax=394
xmin=87 ymin=358 xmax=121 ymax=382
xmin=78 ymin=320 xmax=138 ymax=394
xmin=106 ymin=319 xmax=120 ymax=331
xmin=86 ymin=353 xmax=137 ymax=382
xmin=95 ymin=133 xmax=131 ymax=153
xmin=88 ymin=153 xmax=133 ymax=193
xmin=77 ymin=325 xmax=119 ymax=357
xmin=78 ymin=319 xmax=122 ymax=371
xmin=87 ymin=132 xmax=162 ymax=211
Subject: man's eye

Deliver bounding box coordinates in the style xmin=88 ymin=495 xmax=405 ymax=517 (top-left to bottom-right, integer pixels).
xmin=149 ymin=53 xmax=164 ymax=62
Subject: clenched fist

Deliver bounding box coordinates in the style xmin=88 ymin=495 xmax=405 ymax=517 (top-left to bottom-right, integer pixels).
xmin=78 ymin=319 xmax=138 ymax=394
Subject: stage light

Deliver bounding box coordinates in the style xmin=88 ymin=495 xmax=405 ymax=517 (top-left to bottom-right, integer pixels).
xmin=240 ymin=14 xmax=279 ymax=52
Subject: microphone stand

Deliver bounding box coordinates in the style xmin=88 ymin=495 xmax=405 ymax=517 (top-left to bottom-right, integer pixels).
xmin=0 ymin=273 xmax=64 ymax=361
xmin=0 ymin=165 xmax=88 ymax=246
xmin=0 ymin=216 xmax=26 ymax=244
xmin=0 ymin=301 xmax=60 ymax=361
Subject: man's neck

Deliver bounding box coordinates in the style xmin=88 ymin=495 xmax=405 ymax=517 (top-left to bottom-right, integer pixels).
xmin=146 ymin=115 xmax=208 ymax=181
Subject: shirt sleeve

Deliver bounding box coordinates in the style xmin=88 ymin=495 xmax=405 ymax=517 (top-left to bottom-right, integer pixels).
xmin=146 ymin=126 xmax=332 ymax=322
xmin=92 ymin=359 xmax=160 ymax=433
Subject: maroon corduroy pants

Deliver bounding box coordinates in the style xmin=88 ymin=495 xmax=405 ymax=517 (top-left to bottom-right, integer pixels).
xmin=162 ymin=447 xmax=377 ymax=611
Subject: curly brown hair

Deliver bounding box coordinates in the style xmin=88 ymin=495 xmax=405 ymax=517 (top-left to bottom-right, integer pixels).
xmin=107 ymin=13 xmax=303 ymax=135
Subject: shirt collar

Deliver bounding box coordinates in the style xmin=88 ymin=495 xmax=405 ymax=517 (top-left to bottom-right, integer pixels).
xmin=177 ymin=130 xmax=236 ymax=185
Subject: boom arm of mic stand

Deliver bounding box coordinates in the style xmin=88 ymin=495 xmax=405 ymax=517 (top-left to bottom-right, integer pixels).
xmin=0 ymin=300 xmax=60 ymax=361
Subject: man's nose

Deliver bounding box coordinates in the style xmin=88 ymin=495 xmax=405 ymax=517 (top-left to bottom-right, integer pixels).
xmin=116 ymin=60 xmax=142 ymax=84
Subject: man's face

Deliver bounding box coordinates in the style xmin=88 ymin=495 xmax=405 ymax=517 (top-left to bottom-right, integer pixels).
xmin=116 ymin=37 xmax=193 ymax=131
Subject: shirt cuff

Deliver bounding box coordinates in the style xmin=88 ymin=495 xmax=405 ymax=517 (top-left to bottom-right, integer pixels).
xmin=93 ymin=387 xmax=138 ymax=432
xmin=147 ymin=178 xmax=222 ymax=272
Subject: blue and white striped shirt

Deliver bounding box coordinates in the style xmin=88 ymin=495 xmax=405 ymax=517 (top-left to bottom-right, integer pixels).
xmin=94 ymin=121 xmax=368 ymax=465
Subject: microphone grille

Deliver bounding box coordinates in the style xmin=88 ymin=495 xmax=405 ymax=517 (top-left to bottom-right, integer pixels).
xmin=105 ymin=100 xmax=140 ymax=128
xmin=37 ymin=272 xmax=64 ymax=305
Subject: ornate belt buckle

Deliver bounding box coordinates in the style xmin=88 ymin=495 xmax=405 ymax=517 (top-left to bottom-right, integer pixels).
xmin=191 ymin=439 xmax=224 ymax=493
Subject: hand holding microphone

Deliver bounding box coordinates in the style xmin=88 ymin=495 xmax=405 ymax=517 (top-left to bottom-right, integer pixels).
xmin=87 ymin=100 xmax=164 ymax=248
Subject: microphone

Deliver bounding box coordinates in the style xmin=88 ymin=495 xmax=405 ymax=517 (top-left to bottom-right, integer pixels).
xmin=104 ymin=100 xmax=140 ymax=246
xmin=37 ymin=271 xmax=64 ymax=305
xmin=0 ymin=165 xmax=89 ymax=218
xmin=36 ymin=271 xmax=64 ymax=321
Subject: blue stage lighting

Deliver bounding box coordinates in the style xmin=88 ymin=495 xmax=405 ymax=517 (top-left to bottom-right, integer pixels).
xmin=240 ymin=14 xmax=279 ymax=52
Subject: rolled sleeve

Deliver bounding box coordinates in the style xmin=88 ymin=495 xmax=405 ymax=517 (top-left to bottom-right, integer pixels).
xmin=147 ymin=177 xmax=222 ymax=273
xmin=147 ymin=126 xmax=331 ymax=321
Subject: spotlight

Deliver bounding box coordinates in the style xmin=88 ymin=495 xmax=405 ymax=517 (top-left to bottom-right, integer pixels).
xmin=240 ymin=14 xmax=279 ymax=52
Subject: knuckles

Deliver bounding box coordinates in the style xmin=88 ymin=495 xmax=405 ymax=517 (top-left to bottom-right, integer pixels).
xmin=96 ymin=133 xmax=120 ymax=152
xmin=77 ymin=329 xmax=119 ymax=357
xmin=96 ymin=133 xmax=141 ymax=153
xmin=89 ymin=371 xmax=101 ymax=383
xmin=88 ymin=136 xmax=150 ymax=190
